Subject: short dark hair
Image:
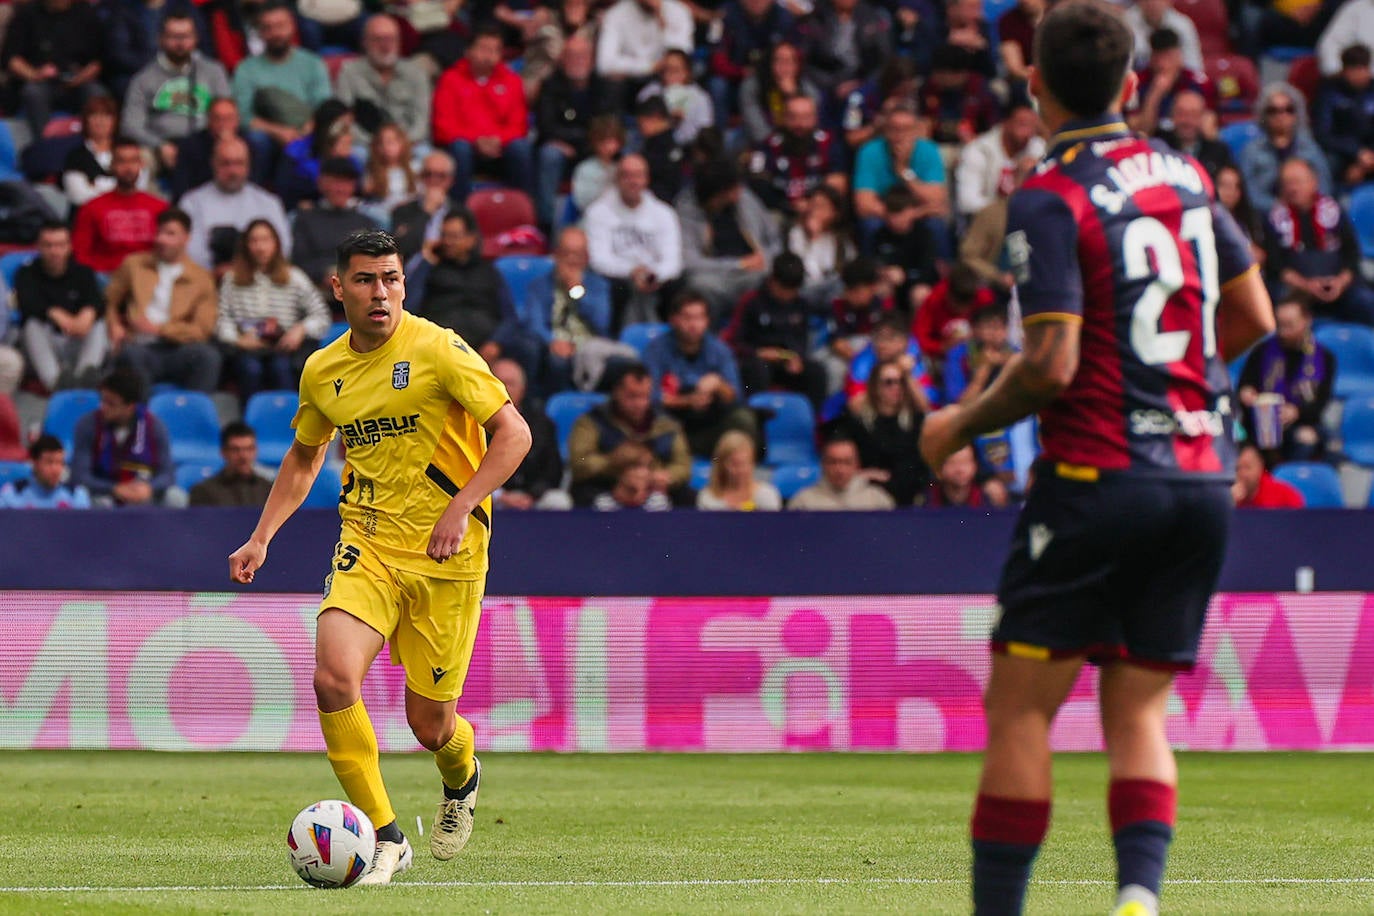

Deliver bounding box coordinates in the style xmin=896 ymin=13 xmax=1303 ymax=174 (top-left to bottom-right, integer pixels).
xmin=29 ymin=434 xmax=63 ymax=462
xmin=37 ymin=220 xmax=69 ymax=237
xmin=1149 ymin=27 xmax=1181 ymax=53
xmin=220 ymin=420 xmax=256 ymax=449
xmin=158 ymin=207 xmax=192 ymax=232
xmin=470 ymin=20 xmax=504 ymax=43
xmin=948 ymin=262 xmax=984 ymax=302
xmin=635 ymin=95 xmax=670 ymax=121
xmin=100 ymin=367 xmax=145 ymax=406
xmin=693 ymin=158 xmax=740 ymax=204
xmin=113 ymin=136 xmax=143 ymax=154
xmin=610 ymin=362 xmax=652 ymax=390
xmin=335 ymin=228 xmax=401 ymax=276
xmin=1274 ymin=292 xmax=1314 ymax=317
xmin=770 ymin=252 xmax=806 ymax=290
xmin=1343 ymin=44 xmax=1373 ymax=69
xmin=972 ymin=301 xmax=1009 ymax=324
xmin=161 ymin=9 xmax=197 ymax=31
xmin=440 ymin=205 xmax=477 ymax=235
xmin=872 ymin=314 xmax=908 ymax=337
xmin=882 ymin=185 xmax=919 ymax=214
xmin=820 ymin=433 xmax=859 ymax=456
xmin=1034 ymin=0 xmax=1135 ymax=119
xmin=841 ymin=257 xmax=880 ymax=288
xmin=667 ymin=289 xmax=710 ymax=317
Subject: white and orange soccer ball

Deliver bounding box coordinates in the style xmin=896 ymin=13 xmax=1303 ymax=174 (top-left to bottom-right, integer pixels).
xmin=286 ymin=800 xmax=376 ymax=888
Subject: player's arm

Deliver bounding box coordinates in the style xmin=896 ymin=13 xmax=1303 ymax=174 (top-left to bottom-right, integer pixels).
xmin=229 ymin=438 xmax=330 ymax=583
xmin=427 ymin=402 xmax=532 ymax=561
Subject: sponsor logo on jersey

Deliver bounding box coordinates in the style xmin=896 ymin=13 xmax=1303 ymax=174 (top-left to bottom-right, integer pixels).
xmin=339 ymin=413 xmax=421 ymax=448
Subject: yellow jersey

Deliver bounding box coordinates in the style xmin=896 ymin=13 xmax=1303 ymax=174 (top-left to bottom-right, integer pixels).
xmin=292 ymin=312 xmax=510 ymax=580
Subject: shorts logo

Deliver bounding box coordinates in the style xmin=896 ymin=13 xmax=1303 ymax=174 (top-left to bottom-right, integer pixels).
xmin=392 ymin=361 xmax=410 ymax=389
xmin=432 ymin=666 xmax=448 ymax=684
xmin=1005 ymin=230 xmax=1032 ymax=284
xmin=1029 ymin=523 xmax=1053 ymax=562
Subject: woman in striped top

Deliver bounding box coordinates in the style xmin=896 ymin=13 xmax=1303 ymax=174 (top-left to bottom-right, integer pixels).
xmin=217 ymin=219 xmax=331 ymax=402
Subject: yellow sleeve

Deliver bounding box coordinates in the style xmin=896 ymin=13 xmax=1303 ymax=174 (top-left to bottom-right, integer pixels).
xmin=437 ymin=332 xmax=510 ymax=424
xmin=291 ymin=365 xmax=337 ymax=447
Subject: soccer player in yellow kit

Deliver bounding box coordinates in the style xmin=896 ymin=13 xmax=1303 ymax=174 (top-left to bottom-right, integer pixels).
xmin=228 ymin=229 xmax=532 ymax=885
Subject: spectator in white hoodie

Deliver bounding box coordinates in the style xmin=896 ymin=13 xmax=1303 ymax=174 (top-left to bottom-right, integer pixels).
xmin=584 ymin=154 xmax=683 ymax=330
xmin=1318 ymin=0 xmax=1374 ymax=76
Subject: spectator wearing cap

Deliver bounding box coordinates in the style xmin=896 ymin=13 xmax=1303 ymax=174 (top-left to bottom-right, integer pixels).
xmin=1129 ymin=27 xmax=1217 ymax=137
xmin=678 ymin=159 xmax=781 ymax=325
xmin=1156 ymin=89 xmax=1235 ymax=182
xmin=723 ymin=253 xmax=829 ymax=408
xmin=1124 ymin=0 xmax=1202 ymax=71
xmin=787 ymin=434 xmax=894 ymax=510
xmin=291 ymin=157 xmax=382 ymax=291
xmin=230 ymin=2 xmax=331 ymax=152
xmin=1313 ymin=44 xmax=1374 ymax=188
xmin=954 ymin=99 xmax=1044 ymax=220
xmin=746 ymin=94 xmax=845 ymax=215
xmin=852 ymin=100 xmax=946 ymax=248
xmin=432 ymin=22 xmax=534 ymax=202
xmin=1241 ymin=82 xmax=1334 ymax=213
xmin=335 ymin=14 xmax=432 ymax=147
xmin=181 ymin=135 xmax=291 ymax=275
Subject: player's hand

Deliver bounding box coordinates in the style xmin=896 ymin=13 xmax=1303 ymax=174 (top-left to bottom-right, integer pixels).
xmin=229 ymin=540 xmax=267 ymax=584
xmin=428 ymin=504 xmax=470 ymax=563
xmin=920 ymin=404 xmax=970 ymax=471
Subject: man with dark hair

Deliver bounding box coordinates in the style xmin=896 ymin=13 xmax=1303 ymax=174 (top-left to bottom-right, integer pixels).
xmin=17 ymin=222 xmax=108 ymax=391
xmin=106 ymin=207 xmax=221 ymax=392
xmin=955 ymin=100 xmax=1045 ymax=219
xmin=0 ymin=0 xmax=106 ymax=136
xmin=679 ymin=158 xmax=780 ymax=324
xmin=1237 ymin=294 xmax=1336 ymax=463
xmin=567 ymin=361 xmax=692 ymax=505
xmin=1313 ymin=44 xmax=1374 ymax=187
xmin=723 ymin=253 xmax=828 ymax=407
xmin=919 ymin=3 xmax=1274 ymax=912
xmin=189 ymin=421 xmax=273 ymax=506
xmin=407 ymin=209 xmax=516 ymax=363
xmin=746 ymin=94 xmax=845 ymax=214
xmin=71 ymin=138 xmax=168 ymax=274
xmin=431 ymin=22 xmax=533 ymax=201
xmin=230 ymin=226 xmax=532 ymax=886
xmin=70 ymin=367 xmax=174 ymax=506
xmin=644 ymin=290 xmax=757 ymax=457
xmin=230 ymin=1 xmax=331 ymax=149
xmin=0 ymin=434 xmax=91 ymax=509
xmin=787 ymin=434 xmax=894 ymax=509
xmin=852 ymin=99 xmax=947 ymax=232
xmin=1129 ymin=27 xmax=1216 ymax=137
xmin=293 ymin=157 xmax=382 ymax=290
xmin=122 ymin=11 xmax=231 ymax=174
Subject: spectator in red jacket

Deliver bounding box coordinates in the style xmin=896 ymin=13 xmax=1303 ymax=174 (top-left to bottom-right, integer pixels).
xmin=431 ymin=22 xmax=533 ymax=201
xmin=1233 ymin=442 xmax=1306 ymax=508
xmin=71 ymin=138 xmax=168 ymax=274
xmin=911 ymin=262 xmax=995 ymax=361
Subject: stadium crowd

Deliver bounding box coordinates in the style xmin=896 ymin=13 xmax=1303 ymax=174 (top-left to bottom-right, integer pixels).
xmin=1 ymin=0 xmax=1374 ymax=510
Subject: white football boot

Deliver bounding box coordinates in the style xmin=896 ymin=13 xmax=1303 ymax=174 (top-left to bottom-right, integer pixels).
xmin=430 ymin=757 xmax=481 ymax=860
xmin=356 ymin=836 xmax=413 ymax=886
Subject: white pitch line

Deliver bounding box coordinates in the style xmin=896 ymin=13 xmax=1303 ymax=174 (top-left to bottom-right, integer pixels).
xmin=0 ymin=877 xmax=1370 ymax=893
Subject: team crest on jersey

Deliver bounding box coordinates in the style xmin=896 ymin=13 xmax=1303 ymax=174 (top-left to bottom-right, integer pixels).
xmin=1005 ymin=230 xmax=1032 ymax=284
xmin=392 ymin=361 xmax=410 ymax=389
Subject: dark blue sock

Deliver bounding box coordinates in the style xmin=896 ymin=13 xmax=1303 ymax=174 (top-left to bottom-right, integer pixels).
xmin=972 ymin=839 xmax=1040 ymax=915
xmin=1113 ymin=820 xmax=1172 ymax=895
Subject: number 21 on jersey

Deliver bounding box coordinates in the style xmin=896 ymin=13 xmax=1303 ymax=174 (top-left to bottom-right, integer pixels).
xmin=1123 ymin=206 xmax=1220 ymax=366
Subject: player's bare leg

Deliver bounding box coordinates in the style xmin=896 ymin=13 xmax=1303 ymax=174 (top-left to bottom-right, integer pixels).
xmin=972 ymin=653 xmax=1083 ymax=916
xmin=314 ymin=609 xmax=412 ymax=886
xmin=408 ymin=689 xmax=481 ymax=859
xmin=1099 ymin=663 xmax=1178 ymax=916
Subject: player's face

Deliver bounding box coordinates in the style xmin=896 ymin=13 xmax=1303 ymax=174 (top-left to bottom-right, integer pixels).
xmin=334 ymin=253 xmax=406 ymax=342
xmin=820 ymin=442 xmax=858 ymax=489
xmin=32 ymin=449 xmax=65 ymax=489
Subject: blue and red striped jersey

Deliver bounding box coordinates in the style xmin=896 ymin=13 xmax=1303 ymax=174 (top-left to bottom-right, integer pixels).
xmin=1005 ymin=115 xmax=1256 ymax=478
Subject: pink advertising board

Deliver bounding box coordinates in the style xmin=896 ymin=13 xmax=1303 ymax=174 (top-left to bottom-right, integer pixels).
xmin=2 ymin=591 xmax=1371 ymax=752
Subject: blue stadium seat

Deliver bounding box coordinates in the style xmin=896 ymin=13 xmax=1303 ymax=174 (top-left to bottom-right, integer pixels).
xmin=0 ymin=459 xmax=29 ymax=486
xmin=243 ymin=390 xmax=300 ymax=466
xmin=175 ymin=462 xmax=221 ymax=493
xmin=690 ymin=457 xmax=712 ymax=491
xmin=1347 ymin=186 xmax=1374 ymax=260
xmin=1272 ymin=462 xmax=1342 ymax=508
xmin=0 ymin=249 xmax=37 ymax=290
xmin=619 ymin=322 xmax=669 ymax=355
xmin=748 ymin=392 xmax=818 ymax=466
xmin=0 ymin=121 xmax=15 ymax=176
xmin=771 ymin=462 xmax=820 ymax=501
xmin=495 ymin=255 xmax=553 ymax=320
xmin=303 ymin=462 xmax=343 ymax=508
xmin=546 ymin=390 xmax=607 ymax=460
xmin=1219 ymin=121 xmax=1260 ymax=161
xmin=321 ymin=320 xmax=350 ymax=346
xmin=149 ymin=390 xmax=222 ymax=466
xmin=42 ymin=388 xmax=100 ymax=452
xmin=1313 ymin=322 xmax=1374 ymax=399
xmin=1341 ymin=395 xmax=1374 ymax=465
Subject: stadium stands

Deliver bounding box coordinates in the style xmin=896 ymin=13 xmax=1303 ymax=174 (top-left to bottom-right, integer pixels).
xmin=42 ymin=389 xmax=100 ymax=453
xmin=619 ymin=323 xmax=670 ymax=355
xmin=148 ymin=391 xmax=222 ymax=466
xmin=748 ymin=393 xmax=818 ymax=467
xmin=243 ymin=391 xmax=300 ymax=467
xmin=1314 ymin=323 xmax=1374 ymax=399
xmin=1273 ymin=462 xmax=1344 ymax=508
xmin=546 ymin=391 xmax=606 ymax=461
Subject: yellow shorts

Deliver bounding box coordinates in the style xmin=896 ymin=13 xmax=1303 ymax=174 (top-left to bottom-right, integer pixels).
xmin=320 ymin=539 xmax=484 ymax=702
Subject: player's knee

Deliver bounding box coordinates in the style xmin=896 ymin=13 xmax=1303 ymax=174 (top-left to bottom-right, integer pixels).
xmin=313 ymin=666 xmax=362 ymax=711
xmin=407 ymin=716 xmax=450 ymax=752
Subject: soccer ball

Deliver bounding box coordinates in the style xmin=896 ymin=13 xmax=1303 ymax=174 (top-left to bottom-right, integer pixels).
xmin=286 ymin=800 xmax=376 ymax=888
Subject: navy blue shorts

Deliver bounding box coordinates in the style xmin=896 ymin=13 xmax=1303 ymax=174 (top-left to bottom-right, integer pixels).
xmin=993 ymin=466 xmax=1233 ymax=670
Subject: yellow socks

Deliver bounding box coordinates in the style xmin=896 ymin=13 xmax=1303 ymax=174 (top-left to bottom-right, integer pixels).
xmin=318 ymin=700 xmax=396 ymax=829
xmin=434 ymin=715 xmax=476 ymax=791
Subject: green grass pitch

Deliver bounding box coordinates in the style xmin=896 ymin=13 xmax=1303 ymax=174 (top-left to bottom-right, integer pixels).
xmin=0 ymin=751 xmax=1370 ymax=914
